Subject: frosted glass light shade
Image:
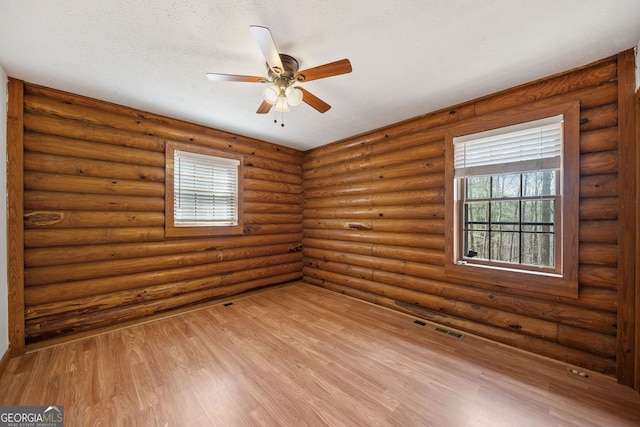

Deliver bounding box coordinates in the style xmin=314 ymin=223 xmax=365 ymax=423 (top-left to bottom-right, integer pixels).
xmin=262 ymin=85 xmax=279 ymax=105
xmin=285 ymin=87 xmax=303 ymax=106
xmin=275 ymin=96 xmax=290 ymax=112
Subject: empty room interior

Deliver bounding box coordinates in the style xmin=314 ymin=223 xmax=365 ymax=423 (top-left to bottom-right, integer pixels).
xmin=1 ymin=1 xmax=640 ymax=425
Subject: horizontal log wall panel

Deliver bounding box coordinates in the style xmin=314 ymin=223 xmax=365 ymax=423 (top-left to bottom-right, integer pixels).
xmin=580 ymin=127 xmax=618 ymax=153
xmin=579 ymin=197 xmax=618 ymax=220
xmin=303 ymin=140 xmax=443 ymax=181
xmin=25 ymin=252 xmax=303 ymax=307
xmin=243 ymin=223 xmax=303 ymax=235
xmin=244 ymin=178 xmax=302 ymax=194
xmin=303 ymin=189 xmax=444 ymax=209
xmin=303 ymin=219 xmax=445 ymax=235
xmin=244 ymin=190 xmax=303 ymax=205
xmin=304 ymin=158 xmax=443 ymax=190
xmin=26 ymin=265 xmax=303 ymax=322
xmin=25 ymin=191 xmax=165 ymax=212
xmin=18 ymin=82 xmax=304 ymax=344
xmin=579 ymin=220 xmax=618 ymax=243
xmin=245 ymin=166 xmax=302 ymax=185
xmin=25 ymin=227 xmax=166 ymax=248
xmin=25 ymin=271 xmax=304 ymax=343
xmin=302 ymin=54 xmax=624 ymax=376
xmin=304 ymin=228 xmax=444 ymax=249
xmin=304 ymin=174 xmax=444 ymax=199
xmin=25 ymin=243 xmax=301 ymax=286
xmin=23 ymin=131 xmax=166 ymax=165
xmin=24 ymin=210 xmax=165 ymax=229
xmin=580 ymin=174 xmax=617 ymax=198
xmin=580 ymin=150 xmax=618 ymax=175
xmin=473 ymin=57 xmax=617 ymax=116
xmin=579 ymin=265 xmax=617 ymax=289
xmin=580 ymin=103 xmax=618 ymax=131
xmin=244 ymin=213 xmax=303 ymax=224
xmin=24 ymin=171 xmax=165 ymax=197
xmin=24 ymin=152 xmax=165 ymax=182
xmin=24 ymin=93 xmax=301 ymax=165
xmin=244 ymin=201 xmax=302 ymax=214
xmin=24 ymin=233 xmax=303 ymax=267
xmin=303 ymin=205 xmax=444 ymax=220
xmin=304 ymin=237 xmax=443 ymax=264
xmin=25 ymin=84 xmax=301 ymax=159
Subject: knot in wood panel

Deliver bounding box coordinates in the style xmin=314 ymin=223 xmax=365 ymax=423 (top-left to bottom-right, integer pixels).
xmin=24 ymin=211 xmax=63 ymax=226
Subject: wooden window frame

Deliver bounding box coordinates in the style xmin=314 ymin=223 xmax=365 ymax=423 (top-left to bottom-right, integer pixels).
xmin=165 ymin=141 xmax=244 ymax=238
xmin=444 ymin=101 xmax=580 ymax=298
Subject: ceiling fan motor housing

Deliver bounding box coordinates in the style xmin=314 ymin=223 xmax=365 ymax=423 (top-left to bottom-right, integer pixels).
xmin=268 ymin=54 xmax=300 ymax=88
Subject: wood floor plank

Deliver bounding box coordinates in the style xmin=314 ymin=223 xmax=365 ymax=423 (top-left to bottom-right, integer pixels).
xmin=1 ymin=282 xmax=639 ymax=426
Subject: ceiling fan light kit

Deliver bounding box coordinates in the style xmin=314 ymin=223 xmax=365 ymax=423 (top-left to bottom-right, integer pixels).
xmin=206 ymin=25 xmax=352 ymax=120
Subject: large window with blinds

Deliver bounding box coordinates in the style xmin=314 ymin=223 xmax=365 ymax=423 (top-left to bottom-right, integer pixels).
xmin=444 ymin=102 xmax=580 ymax=297
xmin=165 ymin=142 xmax=244 ymax=237
xmin=454 ymin=116 xmax=562 ymax=274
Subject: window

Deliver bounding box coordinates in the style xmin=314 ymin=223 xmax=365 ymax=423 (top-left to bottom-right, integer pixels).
xmin=165 ymin=141 xmax=244 ymax=237
xmin=444 ymin=102 xmax=579 ymax=297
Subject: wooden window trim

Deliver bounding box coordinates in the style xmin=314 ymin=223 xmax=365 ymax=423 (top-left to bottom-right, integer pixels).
xmin=165 ymin=141 xmax=244 ymax=238
xmin=444 ymin=101 xmax=580 ymax=298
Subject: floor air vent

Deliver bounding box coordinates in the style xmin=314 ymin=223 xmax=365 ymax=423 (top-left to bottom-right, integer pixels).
xmin=434 ymin=327 xmax=464 ymax=339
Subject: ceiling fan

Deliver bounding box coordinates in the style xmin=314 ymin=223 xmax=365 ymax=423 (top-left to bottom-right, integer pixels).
xmin=206 ymin=26 xmax=352 ymax=117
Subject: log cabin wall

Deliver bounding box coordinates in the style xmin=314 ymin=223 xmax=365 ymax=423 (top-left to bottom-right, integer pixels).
xmin=302 ymin=51 xmax=637 ymax=381
xmin=12 ymin=81 xmax=304 ymax=346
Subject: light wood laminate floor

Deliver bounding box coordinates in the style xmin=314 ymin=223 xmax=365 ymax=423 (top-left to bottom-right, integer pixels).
xmin=1 ymin=282 xmax=639 ymax=426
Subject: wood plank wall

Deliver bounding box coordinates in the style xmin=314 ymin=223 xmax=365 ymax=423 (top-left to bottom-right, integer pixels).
xmin=15 ymin=83 xmax=304 ymax=345
xmin=302 ymin=52 xmax=635 ymax=379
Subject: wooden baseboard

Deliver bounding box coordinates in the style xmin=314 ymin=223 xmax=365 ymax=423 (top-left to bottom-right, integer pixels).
xmin=0 ymin=347 xmax=11 ymax=379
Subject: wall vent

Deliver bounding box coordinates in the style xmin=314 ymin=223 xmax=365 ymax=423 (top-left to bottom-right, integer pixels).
xmin=434 ymin=327 xmax=464 ymax=339
xmin=223 ymin=302 xmax=234 ymax=307
xmin=414 ymin=320 xmax=426 ymax=326
xmin=569 ymin=368 xmax=589 ymax=378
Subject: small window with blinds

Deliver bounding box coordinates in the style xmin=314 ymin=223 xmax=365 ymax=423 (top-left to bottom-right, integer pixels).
xmin=165 ymin=142 xmax=244 ymax=237
xmin=444 ymin=102 xmax=579 ymax=298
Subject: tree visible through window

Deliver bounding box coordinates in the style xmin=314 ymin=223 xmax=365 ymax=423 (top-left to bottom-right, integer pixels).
xmin=444 ymin=101 xmax=579 ymax=297
xmin=462 ymin=170 xmax=558 ymax=271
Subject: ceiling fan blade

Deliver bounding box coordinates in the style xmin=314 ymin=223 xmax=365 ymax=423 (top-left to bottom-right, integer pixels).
xmin=295 ymin=59 xmax=352 ymax=82
xmin=297 ymin=87 xmax=331 ymax=113
xmin=249 ymin=25 xmax=285 ymax=75
xmin=256 ymin=100 xmax=273 ymax=114
xmin=206 ymin=73 xmax=268 ymax=83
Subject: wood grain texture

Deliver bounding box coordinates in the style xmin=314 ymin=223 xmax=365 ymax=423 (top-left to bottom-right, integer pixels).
xmin=14 ymin=83 xmax=304 ymax=344
xmin=615 ymin=48 xmax=637 ymax=387
xmin=6 ymin=78 xmax=25 ymax=355
xmin=2 ymin=283 xmax=639 ymax=426
xmin=303 ymin=53 xmax=626 ymax=376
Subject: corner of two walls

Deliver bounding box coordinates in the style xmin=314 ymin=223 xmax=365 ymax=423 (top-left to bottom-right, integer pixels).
xmin=16 ymin=84 xmax=303 ymax=345
xmin=0 ymin=64 xmax=9 ymax=362
xmin=301 ymin=52 xmax=632 ymax=379
xmin=636 ymin=41 xmax=640 ymax=92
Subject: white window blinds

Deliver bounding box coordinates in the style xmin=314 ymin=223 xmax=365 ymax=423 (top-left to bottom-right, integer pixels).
xmin=174 ymin=150 xmax=239 ymax=226
xmin=454 ymin=115 xmax=563 ymax=178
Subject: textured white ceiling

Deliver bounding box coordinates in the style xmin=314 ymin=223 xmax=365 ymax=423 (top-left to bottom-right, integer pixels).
xmin=1 ymin=1 xmax=639 ymax=151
